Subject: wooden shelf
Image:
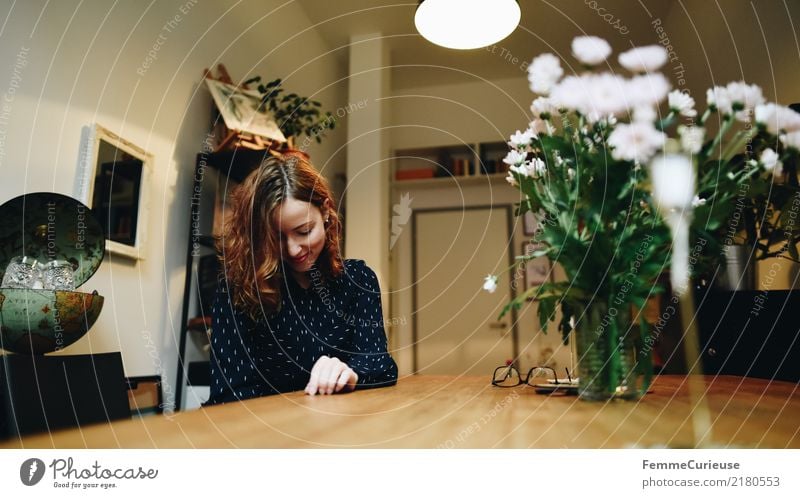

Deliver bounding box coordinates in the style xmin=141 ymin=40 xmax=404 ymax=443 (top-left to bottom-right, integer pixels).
xmin=198 ymin=148 xmax=269 ymax=183
xmin=391 ymin=173 xmax=512 ymax=189
xmin=392 ymin=141 xmax=510 ymax=186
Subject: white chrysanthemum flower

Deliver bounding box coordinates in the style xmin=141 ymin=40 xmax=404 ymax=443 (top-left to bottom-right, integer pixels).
xmin=760 ymin=148 xmax=783 ymax=177
xmin=553 ymin=150 xmax=564 ymax=167
xmin=633 ymin=106 xmax=657 ymax=123
xmin=530 ymin=96 xmax=558 ymax=118
xmin=707 ymin=86 xmax=732 ymax=115
xmin=552 ymin=73 xmax=629 ymax=122
xmin=691 ymin=196 xmax=706 ymax=208
xmin=483 ymin=275 xmax=498 ymax=293
xmin=529 ymin=118 xmax=555 ymax=136
xmin=608 ymin=122 xmax=667 ymax=162
xmin=571 ymin=36 xmax=612 ymax=66
xmin=508 ymin=129 xmax=535 ymax=149
xmin=678 ymin=125 xmax=705 ymax=154
xmin=780 ymin=132 xmax=800 ymax=151
xmin=549 ymin=75 xmax=587 ymax=112
xmin=505 ymin=172 xmax=518 ymax=187
xmin=726 ymin=82 xmax=764 ymax=121
xmin=503 ymin=149 xmax=527 ymax=166
xmin=527 ymin=53 xmax=564 ymax=95
xmin=626 ymin=73 xmax=671 ymax=108
xmin=754 ymin=103 xmax=775 ymax=127
xmin=668 ymin=90 xmax=697 ymax=117
xmin=709 ymin=82 xmax=764 ymax=120
xmin=567 ymin=168 xmax=576 ymax=180
xmin=755 ymin=103 xmax=800 ymax=135
xmin=618 ymin=45 xmax=668 ymax=72
xmin=511 ymin=158 xmax=547 ymax=178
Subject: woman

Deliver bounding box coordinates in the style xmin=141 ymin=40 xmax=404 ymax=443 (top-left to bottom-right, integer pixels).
xmin=207 ymin=151 xmax=397 ymax=404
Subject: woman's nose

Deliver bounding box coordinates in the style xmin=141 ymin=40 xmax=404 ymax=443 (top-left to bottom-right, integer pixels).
xmin=286 ymin=239 xmax=304 ymax=257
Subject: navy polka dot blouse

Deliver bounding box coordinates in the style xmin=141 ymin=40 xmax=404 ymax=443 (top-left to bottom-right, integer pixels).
xmin=206 ymin=259 xmax=398 ymax=405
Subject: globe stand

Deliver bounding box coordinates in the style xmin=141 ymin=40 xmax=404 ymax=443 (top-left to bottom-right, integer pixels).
xmin=0 ymin=352 xmax=129 ymax=438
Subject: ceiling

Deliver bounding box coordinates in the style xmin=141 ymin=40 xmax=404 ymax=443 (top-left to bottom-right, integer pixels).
xmin=295 ymin=0 xmax=676 ymax=89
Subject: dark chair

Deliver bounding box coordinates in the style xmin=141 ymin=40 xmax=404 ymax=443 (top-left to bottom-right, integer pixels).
xmin=1 ymin=352 xmax=130 ymax=438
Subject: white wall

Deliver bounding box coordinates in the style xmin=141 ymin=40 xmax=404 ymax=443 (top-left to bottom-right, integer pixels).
xmin=659 ymin=0 xmax=800 ymax=107
xmin=0 ymin=0 xmax=348 ymax=410
xmin=390 ymin=76 xmax=531 ymax=151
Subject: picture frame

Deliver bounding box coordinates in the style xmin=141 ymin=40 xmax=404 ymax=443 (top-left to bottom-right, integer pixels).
xmin=204 ymin=78 xmax=286 ymax=143
xmin=521 ymin=242 xmax=552 ymax=299
xmin=523 ymin=211 xmax=539 ymax=235
xmin=75 ymin=124 xmax=153 ymax=261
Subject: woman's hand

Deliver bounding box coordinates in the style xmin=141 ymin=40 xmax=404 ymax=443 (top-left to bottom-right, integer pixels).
xmin=305 ymin=355 xmax=359 ymax=395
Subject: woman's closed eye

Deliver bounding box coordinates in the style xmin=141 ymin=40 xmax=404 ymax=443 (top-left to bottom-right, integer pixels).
xmin=296 ymin=223 xmax=315 ymax=235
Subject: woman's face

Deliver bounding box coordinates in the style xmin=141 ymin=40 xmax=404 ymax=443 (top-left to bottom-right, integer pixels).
xmin=273 ymin=196 xmax=328 ymax=274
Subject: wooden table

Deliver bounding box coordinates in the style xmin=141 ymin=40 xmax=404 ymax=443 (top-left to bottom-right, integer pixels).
xmin=2 ymin=375 xmax=798 ymax=448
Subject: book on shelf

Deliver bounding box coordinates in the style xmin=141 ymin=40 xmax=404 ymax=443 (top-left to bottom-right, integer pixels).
xmin=450 ymin=157 xmax=474 ymax=177
xmin=395 ymin=168 xmax=435 ymax=181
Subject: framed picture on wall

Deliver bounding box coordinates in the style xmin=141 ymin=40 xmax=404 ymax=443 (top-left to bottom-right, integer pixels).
xmin=75 ymin=124 xmax=152 ymax=261
xmin=522 ymin=242 xmax=552 ymax=299
xmin=523 ymin=211 xmax=539 ymax=235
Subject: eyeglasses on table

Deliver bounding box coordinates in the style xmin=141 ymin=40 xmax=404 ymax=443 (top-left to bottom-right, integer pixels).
xmin=492 ymin=364 xmax=577 ymax=394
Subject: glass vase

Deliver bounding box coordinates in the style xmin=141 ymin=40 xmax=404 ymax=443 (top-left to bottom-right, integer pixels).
xmin=574 ymin=301 xmax=649 ymax=401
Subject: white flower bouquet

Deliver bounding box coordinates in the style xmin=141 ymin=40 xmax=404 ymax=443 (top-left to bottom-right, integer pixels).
xmin=493 ymin=36 xmax=800 ymax=399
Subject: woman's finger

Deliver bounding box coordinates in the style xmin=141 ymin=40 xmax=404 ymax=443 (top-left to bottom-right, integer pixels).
xmin=306 ymin=355 xmax=328 ymax=395
xmin=316 ymin=359 xmax=336 ymax=395
xmin=334 ymin=368 xmax=354 ymax=393
xmin=323 ymin=358 xmax=344 ymax=394
xmin=326 ymin=363 xmax=345 ymax=394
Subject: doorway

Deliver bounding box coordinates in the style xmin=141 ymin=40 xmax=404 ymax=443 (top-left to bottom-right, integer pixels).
xmin=413 ymin=205 xmax=518 ymax=375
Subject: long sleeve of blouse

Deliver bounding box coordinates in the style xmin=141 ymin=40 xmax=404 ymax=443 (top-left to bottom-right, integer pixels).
xmin=207 ymin=259 xmax=397 ymax=405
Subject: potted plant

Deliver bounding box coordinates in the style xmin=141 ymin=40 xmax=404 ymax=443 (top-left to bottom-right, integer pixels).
xmin=244 ymin=77 xmax=336 ymax=151
xmin=486 ymin=36 xmax=800 ymax=400
xmin=717 ymin=103 xmax=800 ymax=289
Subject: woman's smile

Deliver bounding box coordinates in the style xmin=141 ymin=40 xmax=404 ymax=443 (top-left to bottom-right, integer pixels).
xmin=275 ymin=196 xmax=328 ymax=274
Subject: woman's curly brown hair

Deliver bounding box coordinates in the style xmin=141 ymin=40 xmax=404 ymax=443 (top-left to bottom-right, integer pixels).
xmin=215 ymin=151 xmax=343 ymax=320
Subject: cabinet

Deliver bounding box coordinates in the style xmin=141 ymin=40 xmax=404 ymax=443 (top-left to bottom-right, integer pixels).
xmin=392 ymin=141 xmax=509 ymax=185
xmin=175 ymin=148 xmax=265 ymax=411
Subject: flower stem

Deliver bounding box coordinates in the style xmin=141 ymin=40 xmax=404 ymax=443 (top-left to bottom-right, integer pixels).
xmin=697 ymin=107 xmax=712 ymax=127
xmin=721 ymin=128 xmax=756 ymax=161
xmin=705 ymin=115 xmax=735 ymax=160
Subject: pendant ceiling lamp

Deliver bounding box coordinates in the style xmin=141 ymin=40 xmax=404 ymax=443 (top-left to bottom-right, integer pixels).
xmin=415 ymin=0 xmax=520 ymax=50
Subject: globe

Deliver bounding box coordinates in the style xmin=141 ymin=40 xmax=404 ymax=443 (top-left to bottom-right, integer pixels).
xmin=0 ymin=288 xmax=104 ymax=354
xmin=0 ymin=289 xmax=103 ymax=354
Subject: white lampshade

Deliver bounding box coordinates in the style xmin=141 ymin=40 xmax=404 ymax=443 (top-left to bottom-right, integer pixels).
xmin=415 ymin=0 xmax=521 ymax=50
